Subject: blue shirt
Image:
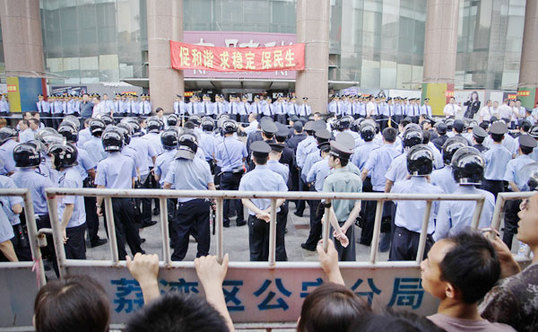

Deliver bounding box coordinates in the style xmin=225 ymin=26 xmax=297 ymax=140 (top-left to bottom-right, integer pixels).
xmin=431 ymin=166 xmax=458 ymax=194
xmin=12 ymin=168 xmax=54 ymax=215
xmin=215 ymin=136 xmax=247 ymax=172
xmin=385 ymin=151 xmax=408 ymax=184
xmin=83 ymin=136 xmax=107 ymax=165
xmin=434 ymin=186 xmax=495 ymax=241
xmin=239 ymin=165 xmax=288 ymax=215
xmin=199 ymin=131 xmax=217 ymax=161
xmin=95 ymin=152 xmax=136 ymax=189
xmin=154 ymin=149 xmax=176 ymax=187
xmin=57 ymin=167 xmax=86 ymax=228
xmin=483 ymin=144 xmax=513 ymax=180
xmin=504 ymin=154 xmax=535 ymax=190
xmin=0 ymin=206 xmax=13 ymax=243
xmin=267 ymin=160 xmax=289 ymax=186
xmin=391 ymin=176 xmax=442 ymax=234
xmin=0 ymin=139 xmax=18 ymax=175
xmin=364 ymin=143 xmax=401 ymax=191
xmin=301 ymin=148 xmax=321 ymax=182
xmin=130 ymin=135 xmax=157 ymax=176
xmin=142 ymin=132 xmax=164 ymax=162
xmin=296 ymin=136 xmax=316 ymax=169
xmin=78 ymin=128 xmax=92 ymax=148
xmin=307 ymin=157 xmax=331 ymax=192
xmin=351 ymin=141 xmax=379 ymax=171
xmin=0 ymin=175 xmax=23 ymax=226
xmin=164 ymin=157 xmax=213 ymax=203
xmin=76 ymin=147 xmax=96 ymax=180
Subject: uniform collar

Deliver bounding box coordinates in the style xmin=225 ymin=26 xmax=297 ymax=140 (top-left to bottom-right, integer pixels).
xmin=255 ymin=165 xmax=268 ymax=170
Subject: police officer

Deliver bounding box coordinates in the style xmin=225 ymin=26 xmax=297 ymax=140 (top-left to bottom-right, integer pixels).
xmin=482 ymin=121 xmax=512 ymax=198
xmin=48 ymin=142 xmax=87 ymax=259
xmin=472 ymin=126 xmax=489 ymax=153
xmin=295 ymin=121 xmax=317 ymax=217
xmin=434 ymin=147 xmax=495 ymax=241
xmin=389 ymin=144 xmax=442 ymax=261
xmin=215 ymin=119 xmax=247 ymax=228
xmin=83 ymin=119 xmax=107 ymax=164
xmin=163 ymin=132 xmax=214 ymax=261
xmin=323 ymin=139 xmax=362 ymax=261
xmin=154 ymin=128 xmax=179 ymax=221
xmin=12 ymin=143 xmax=57 ymax=272
xmin=95 ymin=127 xmax=143 ymax=259
xmin=431 ymin=136 xmax=469 ymax=194
xmin=239 ymin=141 xmax=287 ymax=261
xmin=0 ymin=127 xmax=19 ymax=176
xmin=432 ymin=122 xmax=449 ymax=151
xmin=0 ymin=169 xmax=25 ymax=261
xmin=502 ymin=135 xmax=537 ymax=248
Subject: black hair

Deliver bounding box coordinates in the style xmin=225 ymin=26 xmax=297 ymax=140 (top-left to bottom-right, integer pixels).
xmin=298 ymin=283 xmax=370 ymax=332
xmin=34 ymin=275 xmax=110 ymax=332
xmin=184 ymin=121 xmax=195 ymax=129
xmin=491 ymin=133 xmax=504 ymax=143
xmin=253 ymin=155 xmax=268 ymax=165
xmin=474 ymin=136 xmax=485 ymax=144
xmin=439 ymin=231 xmax=500 ymax=304
xmin=382 ymin=127 xmax=397 ymax=143
xmin=521 ymin=145 xmax=533 ymax=155
xmin=348 ymin=308 xmax=444 ymax=332
xmin=29 ymin=118 xmax=40 ymax=126
xmin=19 ymin=119 xmax=30 ymax=127
xmin=520 ymin=121 xmax=531 ymax=133
xmin=125 ymin=293 xmax=228 ymax=332
xmin=422 ymin=130 xmax=431 ymax=144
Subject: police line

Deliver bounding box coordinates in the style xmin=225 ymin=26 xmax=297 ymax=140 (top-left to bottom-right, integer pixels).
xmin=0 ymin=189 xmax=534 ymax=330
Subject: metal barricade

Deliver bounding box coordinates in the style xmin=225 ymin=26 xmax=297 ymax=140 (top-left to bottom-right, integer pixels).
xmin=36 ymin=188 xmax=500 ymax=329
xmin=0 ymin=189 xmax=45 ymax=330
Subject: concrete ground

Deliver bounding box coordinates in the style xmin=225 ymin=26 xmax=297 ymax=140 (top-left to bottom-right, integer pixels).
xmin=86 ymin=200 xmax=389 ymax=262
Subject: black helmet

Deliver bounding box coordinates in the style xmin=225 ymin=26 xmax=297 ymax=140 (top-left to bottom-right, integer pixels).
xmin=451 ymin=147 xmax=485 ymax=185
xmin=407 ymin=144 xmax=433 ymax=176
xmin=116 ymin=122 xmax=132 ymax=145
xmin=176 ymin=131 xmax=198 ymax=159
xmin=167 ymin=114 xmax=178 ymax=127
xmin=201 ymin=117 xmax=214 ymax=131
xmin=188 ymin=115 xmax=201 ymax=126
xmin=338 ymin=116 xmax=353 ymax=130
xmin=101 ymin=127 xmax=123 ymax=152
xmin=90 ymin=119 xmax=106 ymax=136
xmin=39 ymin=134 xmax=65 ymax=151
xmin=35 ymin=128 xmax=58 ymax=142
xmin=13 ymin=142 xmax=41 ymax=168
xmin=436 ymin=122 xmax=448 ymax=135
xmin=221 ymin=119 xmax=238 ymax=134
xmin=161 ymin=128 xmax=179 ymax=150
xmin=445 ymin=118 xmax=455 ymax=130
xmin=403 ymin=128 xmax=423 ymax=148
xmin=58 ymin=124 xmax=78 ymax=143
xmin=100 ymin=114 xmax=115 ymax=126
xmin=147 ymin=118 xmax=161 ymax=133
xmin=0 ymin=127 xmax=17 ymax=145
xmin=442 ymin=136 xmax=469 ymax=165
xmin=530 ymin=124 xmax=538 ymax=139
xmin=48 ymin=142 xmax=78 ymax=169
xmin=62 ymin=115 xmax=80 ymax=130
xmin=359 ymin=121 xmax=376 ymax=141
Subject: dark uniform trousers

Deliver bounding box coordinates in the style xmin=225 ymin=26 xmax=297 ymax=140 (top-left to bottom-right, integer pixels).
xmin=389 ymin=226 xmax=433 ymax=261
xmin=481 ymin=179 xmax=505 ymax=199
xmin=65 ymin=223 xmax=87 ymax=259
xmin=359 ymin=177 xmax=376 ymax=246
xmin=220 ymin=172 xmax=245 ymax=225
xmin=333 ymin=221 xmax=356 ymax=261
xmin=503 ymin=198 xmax=521 ymax=249
xmin=276 ymin=201 xmax=288 ymax=261
xmin=36 ymin=214 xmax=59 ymax=275
xmin=295 ymin=172 xmax=306 ymax=214
xmin=83 ymin=177 xmax=100 ymax=244
xmin=248 ymin=215 xmax=270 ymax=261
xmin=108 ymin=198 xmax=143 ymax=259
xmin=303 ymin=198 xmax=322 ymax=249
xmin=171 ymin=199 xmax=210 ymax=261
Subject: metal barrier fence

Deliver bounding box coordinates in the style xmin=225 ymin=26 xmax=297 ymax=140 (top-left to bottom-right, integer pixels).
xmin=1 ymin=189 xmax=535 ymax=330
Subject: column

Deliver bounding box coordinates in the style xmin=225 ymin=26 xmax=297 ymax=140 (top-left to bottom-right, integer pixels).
xmin=518 ymin=0 xmax=538 ymax=110
xmin=296 ymin=0 xmax=330 ymax=114
xmin=0 ymin=0 xmax=45 ymax=112
xmin=421 ymin=0 xmax=459 ymax=116
xmin=146 ymin=0 xmax=183 ymax=114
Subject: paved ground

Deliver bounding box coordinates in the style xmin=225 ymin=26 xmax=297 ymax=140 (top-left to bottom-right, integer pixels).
xmin=86 ymin=201 xmax=390 ymax=262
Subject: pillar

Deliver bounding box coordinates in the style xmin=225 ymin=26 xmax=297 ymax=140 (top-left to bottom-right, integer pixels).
xmin=146 ymin=0 xmax=184 ymax=114
xmin=0 ymin=0 xmax=46 ymax=112
xmin=421 ymin=0 xmax=460 ymax=116
xmin=296 ymin=0 xmax=330 ymax=114
xmin=518 ymin=0 xmax=538 ymax=110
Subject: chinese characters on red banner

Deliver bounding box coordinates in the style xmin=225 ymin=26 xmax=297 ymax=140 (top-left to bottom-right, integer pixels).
xmin=170 ymin=41 xmax=305 ymax=72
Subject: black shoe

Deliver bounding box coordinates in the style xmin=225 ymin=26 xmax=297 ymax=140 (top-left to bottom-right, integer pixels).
xmin=153 ymin=208 xmax=160 ymax=216
xmin=140 ymin=220 xmax=157 ymax=228
xmin=236 ymin=220 xmax=246 ymax=227
xmin=223 ymin=222 xmax=230 ymax=228
xmin=301 ymin=243 xmax=316 ymax=252
xmin=90 ymin=238 xmax=107 ymax=248
xmin=294 ymin=211 xmax=303 ymax=217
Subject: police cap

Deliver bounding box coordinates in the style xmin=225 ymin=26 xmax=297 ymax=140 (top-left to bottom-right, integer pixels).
xmin=453 ymin=119 xmax=465 ymax=133
xmin=312 ymin=120 xmax=327 ymax=132
xmin=260 ymin=119 xmax=278 ymax=135
xmin=489 ymin=121 xmax=508 ymax=135
xmin=303 ymin=121 xmax=314 ymax=132
xmin=269 ymin=143 xmax=285 ymax=153
xmin=472 ymin=126 xmax=488 ymax=140
xmin=519 ymin=134 xmax=537 ymax=149
xmin=314 ymin=128 xmax=331 ymax=141
xmin=329 ymin=140 xmax=353 ymax=160
xmin=250 ymin=141 xmax=272 ymax=158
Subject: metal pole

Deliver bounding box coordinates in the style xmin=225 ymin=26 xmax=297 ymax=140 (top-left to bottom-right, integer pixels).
xmin=215 ymin=198 xmax=224 ymax=263
xmin=470 ymin=196 xmax=485 ymax=230
xmin=46 ymin=195 xmax=67 ymax=278
xmin=490 ymin=194 xmax=505 ymax=232
xmin=415 ymin=201 xmax=433 ymax=265
xmin=268 ymin=199 xmax=277 ymax=266
xmin=159 ymin=198 xmax=171 ymax=266
xmin=104 ymin=197 xmax=119 ymax=262
xmin=322 ymin=200 xmax=331 ymax=252
xmin=369 ymin=200 xmax=384 ymax=264
xmin=24 ymin=191 xmax=46 ymax=286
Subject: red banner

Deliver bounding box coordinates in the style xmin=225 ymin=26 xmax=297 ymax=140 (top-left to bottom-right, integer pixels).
xmin=170 ymin=41 xmax=305 ymax=72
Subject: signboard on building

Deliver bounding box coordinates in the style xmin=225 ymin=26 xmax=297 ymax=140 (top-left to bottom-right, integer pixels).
xmin=181 ymin=31 xmax=300 ymax=80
